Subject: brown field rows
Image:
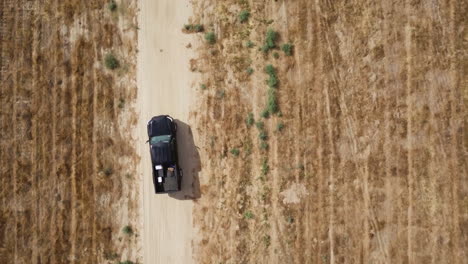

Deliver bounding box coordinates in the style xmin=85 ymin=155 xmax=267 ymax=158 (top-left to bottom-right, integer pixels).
xmin=188 ymin=0 xmax=467 ymax=263
xmin=0 ymin=0 xmax=140 ymax=263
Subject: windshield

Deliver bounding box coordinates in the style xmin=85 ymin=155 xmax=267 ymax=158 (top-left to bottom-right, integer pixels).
xmin=150 ymin=135 xmax=171 ymax=145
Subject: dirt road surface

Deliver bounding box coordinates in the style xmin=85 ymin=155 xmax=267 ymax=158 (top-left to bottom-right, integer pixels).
xmin=137 ymin=0 xmax=197 ymax=263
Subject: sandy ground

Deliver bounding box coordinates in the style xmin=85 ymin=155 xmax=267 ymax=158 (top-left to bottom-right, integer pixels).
xmin=137 ymin=0 xmax=198 ymax=263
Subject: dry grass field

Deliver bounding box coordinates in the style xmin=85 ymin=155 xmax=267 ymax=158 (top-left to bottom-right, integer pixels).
xmin=188 ymin=0 xmax=467 ymax=263
xmin=0 ymin=0 xmax=140 ymax=263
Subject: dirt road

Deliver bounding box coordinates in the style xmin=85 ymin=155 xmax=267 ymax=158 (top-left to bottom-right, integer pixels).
xmin=137 ymin=0 xmax=197 ymax=263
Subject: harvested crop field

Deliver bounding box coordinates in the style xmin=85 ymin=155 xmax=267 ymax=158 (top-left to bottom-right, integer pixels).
xmin=0 ymin=0 xmax=140 ymax=263
xmin=188 ymin=0 xmax=467 ymax=263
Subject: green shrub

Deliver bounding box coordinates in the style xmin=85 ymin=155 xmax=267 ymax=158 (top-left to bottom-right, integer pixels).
xmin=266 ymin=89 xmax=279 ymax=114
xmin=262 ymin=29 xmax=278 ymax=53
xmin=230 ymin=148 xmax=240 ymax=157
xmin=276 ymin=122 xmax=285 ymax=132
xmin=122 ymin=225 xmax=133 ymax=235
xmin=246 ymin=67 xmax=254 ymax=75
xmin=255 ymin=121 xmax=264 ymax=130
xmin=260 ymin=141 xmax=269 ymax=150
xmin=244 ymin=211 xmax=254 ymax=219
xmin=108 ymin=0 xmax=117 ymax=12
xmin=239 ymin=10 xmax=250 ymax=23
xmin=118 ymin=98 xmax=125 ymax=109
xmin=119 ymin=261 xmax=135 ymax=264
xmin=104 ymin=53 xmax=120 ymax=70
xmin=273 ymin=52 xmax=280 ymax=59
xmin=282 ymin=43 xmax=294 ymax=56
xmin=261 ymin=159 xmax=269 ymax=175
xmin=267 ymin=74 xmax=278 ymax=88
xmin=200 ymin=84 xmax=207 ymax=90
xmin=246 ymin=40 xmax=254 ymax=48
xmin=259 ymin=131 xmax=268 ymax=141
xmin=205 ymin=32 xmax=216 ymax=44
xmin=246 ymin=112 xmax=254 ymax=127
xmin=194 ymin=24 xmax=204 ymax=32
xmin=261 ymin=108 xmax=270 ymax=118
xmin=263 ymin=235 xmax=271 ymax=247
xmin=103 ymin=167 xmax=113 ymax=176
xmin=184 ymin=24 xmax=204 ymax=32
xmin=265 ymin=64 xmax=275 ymax=75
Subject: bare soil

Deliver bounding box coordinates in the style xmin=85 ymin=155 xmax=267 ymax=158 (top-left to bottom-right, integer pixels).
xmin=188 ymin=0 xmax=467 ymax=263
xmin=0 ymin=0 xmax=141 ymax=263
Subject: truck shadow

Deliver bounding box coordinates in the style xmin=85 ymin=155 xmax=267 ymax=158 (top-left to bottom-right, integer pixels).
xmin=168 ymin=120 xmax=201 ymax=200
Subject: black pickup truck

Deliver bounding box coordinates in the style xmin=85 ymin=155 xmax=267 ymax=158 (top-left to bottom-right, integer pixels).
xmin=147 ymin=115 xmax=182 ymax=193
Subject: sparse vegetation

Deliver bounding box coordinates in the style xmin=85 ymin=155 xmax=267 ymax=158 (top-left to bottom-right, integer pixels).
xmin=119 ymin=261 xmax=135 ymax=264
xmin=104 ymin=53 xmax=120 ymax=70
xmin=273 ymin=52 xmax=280 ymax=59
xmin=108 ymin=0 xmax=117 ymax=12
xmin=263 ymin=65 xmax=280 ymax=115
xmin=263 ymin=234 xmax=271 ymax=247
xmin=282 ymin=43 xmax=294 ymax=56
xmin=260 ymin=141 xmax=269 ymax=150
xmin=246 ymin=40 xmax=254 ymax=48
xmin=255 ymin=121 xmax=264 ymax=130
xmin=246 ymin=112 xmax=254 ymax=127
xmin=261 ymin=158 xmax=269 ymax=175
xmin=261 ymin=109 xmax=270 ymax=118
xmin=103 ymin=167 xmax=113 ymax=176
xmin=276 ymin=122 xmax=285 ymax=132
xmin=244 ymin=211 xmax=254 ymax=219
xmin=259 ymin=131 xmax=268 ymax=141
xmin=246 ymin=67 xmax=254 ymax=75
xmin=118 ymin=98 xmax=125 ymax=109
xmin=184 ymin=24 xmax=204 ymax=33
xmin=230 ymin=148 xmax=240 ymax=157
xmin=200 ymin=83 xmax=207 ymax=90
xmin=216 ymin=89 xmax=225 ymax=99
xmin=239 ymin=10 xmax=250 ymax=23
xmin=122 ymin=225 xmax=133 ymax=235
xmin=205 ymin=32 xmax=216 ymax=44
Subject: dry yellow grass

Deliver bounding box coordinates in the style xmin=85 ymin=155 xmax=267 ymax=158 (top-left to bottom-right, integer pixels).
xmin=0 ymin=0 xmax=140 ymax=263
xmin=189 ymin=0 xmax=467 ymax=263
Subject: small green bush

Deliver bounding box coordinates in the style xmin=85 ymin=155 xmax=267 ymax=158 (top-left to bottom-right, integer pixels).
xmin=276 ymin=122 xmax=285 ymax=132
xmin=119 ymin=261 xmax=135 ymax=264
xmin=239 ymin=10 xmax=250 ymax=23
xmin=266 ymin=89 xmax=279 ymax=114
xmin=104 ymin=54 xmax=120 ymax=70
xmin=205 ymin=32 xmax=216 ymax=44
xmin=265 ymin=64 xmax=275 ymax=75
xmin=118 ymin=98 xmax=125 ymax=109
xmin=200 ymin=84 xmax=207 ymax=90
xmin=261 ymin=159 xmax=269 ymax=175
xmin=262 ymin=29 xmax=278 ymax=53
xmin=230 ymin=148 xmax=240 ymax=157
xmin=282 ymin=43 xmax=294 ymax=56
xmin=273 ymin=52 xmax=280 ymax=59
xmin=260 ymin=141 xmax=269 ymax=150
xmin=244 ymin=211 xmax=254 ymax=219
xmin=122 ymin=225 xmax=133 ymax=235
xmin=246 ymin=40 xmax=254 ymax=48
xmin=261 ymin=108 xmax=270 ymax=118
xmin=267 ymin=74 xmax=278 ymax=88
xmin=255 ymin=121 xmax=264 ymax=130
xmin=108 ymin=0 xmax=117 ymax=12
xmin=103 ymin=167 xmax=113 ymax=176
xmin=263 ymin=235 xmax=271 ymax=247
xmin=259 ymin=131 xmax=268 ymax=141
xmin=194 ymin=24 xmax=204 ymax=32
xmin=246 ymin=67 xmax=254 ymax=75
xmin=246 ymin=112 xmax=254 ymax=127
